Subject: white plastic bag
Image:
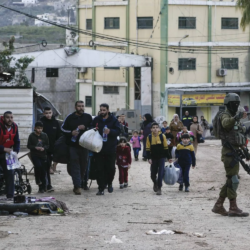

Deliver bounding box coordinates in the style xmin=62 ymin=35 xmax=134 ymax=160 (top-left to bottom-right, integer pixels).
xmin=79 ymin=129 xmax=103 ymax=153
xmin=163 ymin=163 xmax=180 ymax=185
xmin=6 ymin=152 xmax=21 ymax=170
xmin=171 ymin=146 xmax=176 ymax=159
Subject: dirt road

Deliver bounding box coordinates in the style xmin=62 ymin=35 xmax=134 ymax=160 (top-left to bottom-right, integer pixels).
xmin=1 ymin=140 xmax=250 ymax=250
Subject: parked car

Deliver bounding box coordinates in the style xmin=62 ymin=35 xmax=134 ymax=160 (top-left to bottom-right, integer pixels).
xmin=182 ymin=98 xmax=197 ymax=106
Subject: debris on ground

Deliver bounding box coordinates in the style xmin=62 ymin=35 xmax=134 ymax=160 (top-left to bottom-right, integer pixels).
xmin=146 ymin=230 xmax=175 ymax=235
xmin=13 ymin=212 xmax=28 ymax=217
xmin=0 ymin=231 xmax=12 ymax=238
xmin=208 ymin=186 xmax=216 ymax=191
xmin=193 ymin=232 xmax=206 ymax=238
xmin=106 ymin=235 xmax=123 ymax=244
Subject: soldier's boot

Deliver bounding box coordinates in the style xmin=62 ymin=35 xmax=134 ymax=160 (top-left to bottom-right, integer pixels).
xmin=228 ymin=199 xmax=249 ymax=217
xmin=212 ymin=196 xmax=228 ymax=216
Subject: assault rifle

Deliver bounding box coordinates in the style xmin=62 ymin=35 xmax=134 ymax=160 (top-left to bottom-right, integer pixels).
xmin=224 ymin=141 xmax=250 ymax=175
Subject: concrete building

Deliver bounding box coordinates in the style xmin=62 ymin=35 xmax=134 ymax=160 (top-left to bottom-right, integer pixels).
xmin=35 ymin=14 xmax=56 ymax=26
xmin=77 ymin=0 xmax=250 ymax=122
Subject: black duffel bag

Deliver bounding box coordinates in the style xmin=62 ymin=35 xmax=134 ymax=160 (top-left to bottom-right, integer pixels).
xmin=53 ymin=136 xmax=70 ymax=164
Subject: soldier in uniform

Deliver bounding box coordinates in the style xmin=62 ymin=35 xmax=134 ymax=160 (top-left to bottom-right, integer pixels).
xmin=212 ymin=93 xmax=249 ymax=217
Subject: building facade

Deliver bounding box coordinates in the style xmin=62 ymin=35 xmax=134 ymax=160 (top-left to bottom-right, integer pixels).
xmin=77 ymin=0 xmax=250 ymax=122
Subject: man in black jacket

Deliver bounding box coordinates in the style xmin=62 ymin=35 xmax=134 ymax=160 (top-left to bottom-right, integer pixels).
xmin=40 ymin=107 xmax=61 ymax=192
xmin=182 ymin=111 xmax=193 ymax=130
xmin=92 ymin=103 xmax=120 ymax=195
xmin=61 ymin=101 xmax=92 ymax=195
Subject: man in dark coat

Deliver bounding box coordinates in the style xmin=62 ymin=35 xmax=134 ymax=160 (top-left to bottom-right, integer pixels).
xmin=61 ymin=101 xmax=92 ymax=195
xmin=182 ymin=111 xmax=193 ymax=130
xmin=92 ymin=103 xmax=120 ymax=195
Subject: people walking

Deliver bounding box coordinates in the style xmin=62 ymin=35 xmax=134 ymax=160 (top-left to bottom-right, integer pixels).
xmin=130 ymin=130 xmax=143 ymax=161
xmin=169 ymin=114 xmax=184 ymax=146
xmin=200 ymin=116 xmax=209 ymax=138
xmin=117 ymin=116 xmax=126 ymax=138
xmin=146 ymin=122 xmax=172 ymax=195
xmin=161 ymin=121 xmax=168 ymax=134
xmin=61 ymin=101 xmax=93 ymax=195
xmin=182 ymin=111 xmax=193 ymax=130
xmin=120 ymin=114 xmax=129 ymax=138
xmin=164 ymin=127 xmax=174 ymax=157
xmin=175 ymin=133 xmax=196 ymax=192
xmin=116 ymin=137 xmax=132 ymax=189
xmin=141 ymin=114 xmax=154 ymax=161
xmin=190 ymin=116 xmax=203 ymax=154
xmin=27 ymin=121 xmax=49 ymax=193
xmin=0 ymin=111 xmax=20 ymax=198
xmin=40 ymin=107 xmax=61 ymax=192
xmin=92 ymin=103 xmax=120 ymax=195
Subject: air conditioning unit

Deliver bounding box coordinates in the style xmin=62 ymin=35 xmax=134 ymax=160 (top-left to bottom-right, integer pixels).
xmin=78 ymin=67 xmax=87 ymax=73
xmin=216 ymin=68 xmax=227 ymax=77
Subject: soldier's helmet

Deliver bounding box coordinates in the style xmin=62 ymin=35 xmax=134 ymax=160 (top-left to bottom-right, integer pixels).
xmin=224 ymin=93 xmax=241 ymax=105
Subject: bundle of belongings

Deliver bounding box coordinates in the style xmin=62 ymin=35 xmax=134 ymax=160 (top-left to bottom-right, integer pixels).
xmin=0 ymin=196 xmax=69 ymax=215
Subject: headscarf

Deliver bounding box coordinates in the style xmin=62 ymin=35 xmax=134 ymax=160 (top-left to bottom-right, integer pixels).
xmin=192 ymin=115 xmax=199 ymax=124
xmin=143 ymin=113 xmax=153 ymax=127
xmin=173 ymin=114 xmax=179 ymax=125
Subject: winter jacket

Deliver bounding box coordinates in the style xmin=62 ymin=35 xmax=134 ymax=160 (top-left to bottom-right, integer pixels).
xmin=121 ymin=121 xmax=129 ymax=138
xmin=116 ymin=145 xmax=132 ymax=167
xmin=130 ymin=136 xmax=143 ymax=149
xmin=175 ymin=142 xmax=196 ymax=166
xmin=92 ymin=114 xmax=120 ymax=154
xmin=190 ymin=122 xmax=203 ymax=139
xmin=27 ymin=132 xmax=49 ymax=159
xmin=169 ymin=120 xmax=184 ymax=145
xmin=182 ymin=115 xmax=193 ymax=130
xmin=146 ymin=133 xmax=171 ymax=160
xmin=61 ymin=112 xmax=93 ymax=147
xmin=0 ymin=116 xmax=20 ymax=156
xmin=40 ymin=116 xmax=61 ymax=153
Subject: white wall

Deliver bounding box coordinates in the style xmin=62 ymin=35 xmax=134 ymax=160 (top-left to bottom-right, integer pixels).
xmin=0 ymin=88 xmax=33 ymax=149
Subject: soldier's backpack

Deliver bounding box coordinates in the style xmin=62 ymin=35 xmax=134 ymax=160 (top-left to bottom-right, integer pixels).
xmin=212 ymin=111 xmax=227 ymax=139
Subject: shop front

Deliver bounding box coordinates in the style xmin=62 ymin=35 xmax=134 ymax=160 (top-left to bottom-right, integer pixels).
xmin=167 ymin=88 xmax=250 ymax=124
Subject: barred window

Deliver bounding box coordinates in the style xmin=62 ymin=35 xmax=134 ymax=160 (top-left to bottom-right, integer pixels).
xmin=103 ymin=86 xmax=119 ymax=94
xmin=179 ymin=17 xmax=196 ymax=29
xmin=221 ymin=18 xmax=238 ymax=29
xmin=104 ymin=18 xmax=120 ymax=29
xmin=221 ymin=58 xmax=238 ymax=69
xmin=85 ymin=96 xmax=92 ymax=107
xmin=86 ymin=19 xmax=92 ymax=30
xmin=178 ymin=58 xmax=196 ymax=70
xmin=46 ymin=68 xmax=58 ymax=77
xmin=137 ymin=17 xmax=153 ymax=29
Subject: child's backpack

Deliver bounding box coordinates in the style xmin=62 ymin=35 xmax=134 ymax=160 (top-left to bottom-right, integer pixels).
xmin=212 ymin=111 xmax=227 ymax=139
xmin=148 ymin=133 xmax=164 ymax=145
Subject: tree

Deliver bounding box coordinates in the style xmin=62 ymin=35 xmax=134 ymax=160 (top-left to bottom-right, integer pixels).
xmin=0 ymin=36 xmax=34 ymax=87
xmin=237 ymin=0 xmax=250 ymax=31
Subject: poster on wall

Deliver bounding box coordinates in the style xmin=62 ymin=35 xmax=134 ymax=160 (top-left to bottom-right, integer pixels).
xmin=168 ymin=93 xmax=226 ymax=107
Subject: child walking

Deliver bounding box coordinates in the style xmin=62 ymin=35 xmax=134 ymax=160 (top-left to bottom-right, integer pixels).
xmin=161 ymin=121 xmax=168 ymax=134
xmin=146 ymin=122 xmax=172 ymax=195
xmin=116 ymin=137 xmax=132 ymax=189
xmin=165 ymin=127 xmax=174 ymax=157
xmin=130 ymin=130 xmax=143 ymax=161
xmin=175 ymin=133 xmax=196 ymax=192
xmin=27 ymin=121 xmax=49 ymax=193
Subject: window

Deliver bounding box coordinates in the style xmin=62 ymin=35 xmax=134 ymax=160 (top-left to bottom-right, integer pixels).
xmin=85 ymin=96 xmax=92 ymax=107
xmin=221 ymin=18 xmax=238 ymax=29
xmin=46 ymin=68 xmax=58 ymax=77
xmin=31 ymin=68 xmax=35 ymax=83
xmin=103 ymin=86 xmax=119 ymax=94
xmin=221 ymin=58 xmax=238 ymax=69
xmin=179 ymin=17 xmax=196 ymax=29
xmin=137 ymin=17 xmax=153 ymax=29
xmin=86 ymin=19 xmax=92 ymax=30
xmin=104 ymin=67 xmax=120 ymax=70
xmin=178 ymin=58 xmax=196 ymax=70
xmin=127 ymin=112 xmax=135 ymax=118
xmin=104 ymin=17 xmax=120 ymax=29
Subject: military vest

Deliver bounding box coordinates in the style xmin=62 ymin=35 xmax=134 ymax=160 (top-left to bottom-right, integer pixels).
xmin=219 ymin=110 xmax=246 ymax=147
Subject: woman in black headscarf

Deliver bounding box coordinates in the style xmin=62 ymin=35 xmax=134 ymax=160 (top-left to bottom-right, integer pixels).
xmin=140 ymin=113 xmax=154 ymax=161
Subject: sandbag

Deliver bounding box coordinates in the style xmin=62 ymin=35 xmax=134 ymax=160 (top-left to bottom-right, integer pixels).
xmin=163 ymin=163 xmax=180 ymax=185
xmin=53 ymin=136 xmax=70 ymax=164
xmin=79 ymin=129 xmax=103 ymax=153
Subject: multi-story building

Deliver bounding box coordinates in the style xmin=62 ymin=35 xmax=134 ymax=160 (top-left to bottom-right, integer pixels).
xmin=77 ymin=0 xmax=250 ymax=122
